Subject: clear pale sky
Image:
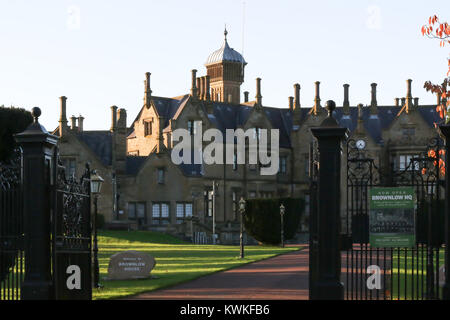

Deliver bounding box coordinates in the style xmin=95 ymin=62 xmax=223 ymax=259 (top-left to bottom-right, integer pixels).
xmin=0 ymin=0 xmax=448 ymax=130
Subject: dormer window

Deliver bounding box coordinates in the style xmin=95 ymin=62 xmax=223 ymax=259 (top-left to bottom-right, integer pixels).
xmin=396 ymin=154 xmax=420 ymax=171
xmin=157 ymin=168 xmax=165 ymax=184
xmin=188 ymin=120 xmax=194 ymax=135
xmin=402 ymin=128 xmax=415 ymax=136
xmin=188 ymin=120 xmax=202 ymax=135
xmin=279 ymin=156 xmax=287 ymax=174
xmin=144 ymin=118 xmax=153 ymax=136
xmin=253 ymin=127 xmax=262 ymax=140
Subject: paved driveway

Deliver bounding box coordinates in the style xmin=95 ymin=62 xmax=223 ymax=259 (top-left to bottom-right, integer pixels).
xmin=128 ymin=246 xmax=309 ymax=300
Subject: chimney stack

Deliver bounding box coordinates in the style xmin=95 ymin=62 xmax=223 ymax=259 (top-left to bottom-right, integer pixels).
xmin=395 ymin=98 xmax=400 ymax=106
xmin=289 ymin=96 xmax=294 ymax=111
xmin=312 ymin=81 xmax=321 ymax=115
xmin=405 ymin=79 xmax=414 ymax=113
xmin=144 ymin=72 xmax=152 ymax=108
xmin=355 ymin=103 xmax=364 ymax=134
xmin=370 ymin=83 xmax=378 ymax=114
xmin=401 ymin=97 xmax=406 ymax=106
xmin=115 ymin=108 xmax=127 ymax=173
xmin=205 ymin=75 xmax=211 ymax=100
xmin=343 ymin=84 xmax=350 ymax=115
xmin=255 ymin=78 xmax=262 ymax=106
xmin=110 ymin=105 xmax=118 ymax=132
xmin=294 ymin=83 xmax=301 ymax=110
xmin=59 ymin=96 xmax=68 ymax=136
xmin=244 ymin=91 xmax=249 ymax=103
xmin=191 ymin=69 xmax=198 ymax=98
xmin=77 ymin=115 xmax=84 ymax=133
xmin=117 ymin=108 xmax=127 ymax=129
xmin=201 ymin=76 xmax=207 ymax=100
xmin=414 ymin=97 xmax=419 ymax=107
xmin=70 ymin=115 xmax=77 ymax=131
xmin=197 ymin=78 xmax=202 ymax=99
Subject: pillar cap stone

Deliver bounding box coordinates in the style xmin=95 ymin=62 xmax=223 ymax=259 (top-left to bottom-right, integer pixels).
xmin=319 ymin=100 xmax=339 ymax=127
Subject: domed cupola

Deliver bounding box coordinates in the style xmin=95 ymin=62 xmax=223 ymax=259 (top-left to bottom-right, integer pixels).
xmin=204 ymin=28 xmax=246 ymax=105
xmin=205 ymin=29 xmax=246 ymax=66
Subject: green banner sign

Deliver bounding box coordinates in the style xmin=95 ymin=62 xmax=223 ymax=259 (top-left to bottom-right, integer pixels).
xmin=369 ymin=187 xmax=416 ymax=248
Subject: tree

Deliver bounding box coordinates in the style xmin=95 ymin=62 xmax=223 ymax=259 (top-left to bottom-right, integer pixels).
xmin=0 ymin=106 xmax=33 ymax=161
xmin=243 ymin=198 xmax=304 ymax=245
xmin=421 ymin=15 xmax=450 ymax=124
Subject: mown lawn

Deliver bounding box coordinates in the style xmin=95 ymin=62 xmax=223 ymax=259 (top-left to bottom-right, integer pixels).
xmin=93 ymin=230 xmax=300 ymax=300
xmin=391 ymin=247 xmax=444 ymax=300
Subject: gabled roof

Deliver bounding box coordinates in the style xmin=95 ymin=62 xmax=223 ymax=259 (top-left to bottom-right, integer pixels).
xmin=126 ymin=156 xmax=147 ymax=175
xmin=76 ymin=131 xmax=113 ymax=166
xmin=125 ymin=152 xmax=202 ymax=177
xmin=129 ymin=94 xmax=439 ymax=150
xmin=330 ymin=106 xmax=438 ymax=144
xmin=127 ymin=95 xmax=187 ymax=138
xmin=66 ymin=97 xmax=439 ymax=178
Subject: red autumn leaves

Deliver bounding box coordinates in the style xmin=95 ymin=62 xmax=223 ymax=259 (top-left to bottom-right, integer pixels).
xmin=422 ymin=149 xmax=446 ymax=176
xmin=422 ymin=15 xmax=450 ymax=50
xmin=422 ymin=15 xmax=450 ymax=125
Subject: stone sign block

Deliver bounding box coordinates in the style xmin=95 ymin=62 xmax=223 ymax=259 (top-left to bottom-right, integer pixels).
xmin=107 ymin=250 xmax=156 ymax=280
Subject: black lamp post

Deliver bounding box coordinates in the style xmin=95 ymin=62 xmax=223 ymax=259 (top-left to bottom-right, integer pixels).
xmin=280 ymin=203 xmax=285 ymax=248
xmin=90 ymin=170 xmax=104 ymax=289
xmin=239 ymin=197 xmax=246 ymax=259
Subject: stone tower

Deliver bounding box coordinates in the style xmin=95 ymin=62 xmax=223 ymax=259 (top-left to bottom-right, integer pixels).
xmin=205 ymin=28 xmax=246 ymax=104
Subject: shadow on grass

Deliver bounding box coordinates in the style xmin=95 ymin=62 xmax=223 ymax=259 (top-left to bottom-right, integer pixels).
xmin=93 ymin=230 xmax=302 ymax=300
xmin=98 ymin=230 xmax=187 ymax=245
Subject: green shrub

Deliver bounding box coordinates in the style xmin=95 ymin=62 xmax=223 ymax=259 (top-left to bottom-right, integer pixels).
xmin=243 ymin=197 xmax=305 ymax=245
xmin=0 ymin=106 xmax=33 ymax=161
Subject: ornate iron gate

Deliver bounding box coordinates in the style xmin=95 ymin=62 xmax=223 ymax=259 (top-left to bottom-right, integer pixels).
xmin=0 ymin=146 xmax=92 ymax=300
xmin=0 ymin=150 xmax=24 ymax=300
xmin=52 ymin=148 xmax=92 ymax=300
xmin=344 ymin=137 xmax=445 ymax=300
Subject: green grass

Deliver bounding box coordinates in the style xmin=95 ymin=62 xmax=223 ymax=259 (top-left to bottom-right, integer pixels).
xmin=93 ymin=230 xmax=301 ymax=300
xmin=391 ymin=247 xmax=444 ymax=300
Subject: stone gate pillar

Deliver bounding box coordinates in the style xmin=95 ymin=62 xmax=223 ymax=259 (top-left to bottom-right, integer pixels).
xmin=15 ymin=107 xmax=58 ymax=300
xmin=310 ymin=101 xmax=348 ymax=300
xmin=439 ymin=123 xmax=450 ymax=300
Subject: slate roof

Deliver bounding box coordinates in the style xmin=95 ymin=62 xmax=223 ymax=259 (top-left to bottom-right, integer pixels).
xmin=331 ymin=105 xmax=439 ymax=144
xmin=76 ymin=96 xmax=439 ymax=176
xmin=76 ymin=131 xmax=113 ymax=166
xmin=125 ymin=156 xmax=147 ymax=175
xmin=128 ymin=96 xmax=439 ymax=148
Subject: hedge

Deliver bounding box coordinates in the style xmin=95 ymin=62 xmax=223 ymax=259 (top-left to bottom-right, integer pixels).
xmin=0 ymin=106 xmax=33 ymax=161
xmin=243 ymin=197 xmax=305 ymax=245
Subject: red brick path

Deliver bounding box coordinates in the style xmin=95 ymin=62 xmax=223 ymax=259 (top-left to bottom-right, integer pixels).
xmin=128 ymin=246 xmax=309 ymax=300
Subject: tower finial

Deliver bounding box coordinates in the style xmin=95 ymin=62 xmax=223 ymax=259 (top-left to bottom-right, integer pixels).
xmin=224 ymin=24 xmax=228 ymax=40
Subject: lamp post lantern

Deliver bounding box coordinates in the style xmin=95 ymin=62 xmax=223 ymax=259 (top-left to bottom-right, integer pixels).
xmin=280 ymin=203 xmax=285 ymax=248
xmin=239 ymin=197 xmax=246 ymax=259
xmin=90 ymin=170 xmax=104 ymax=289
